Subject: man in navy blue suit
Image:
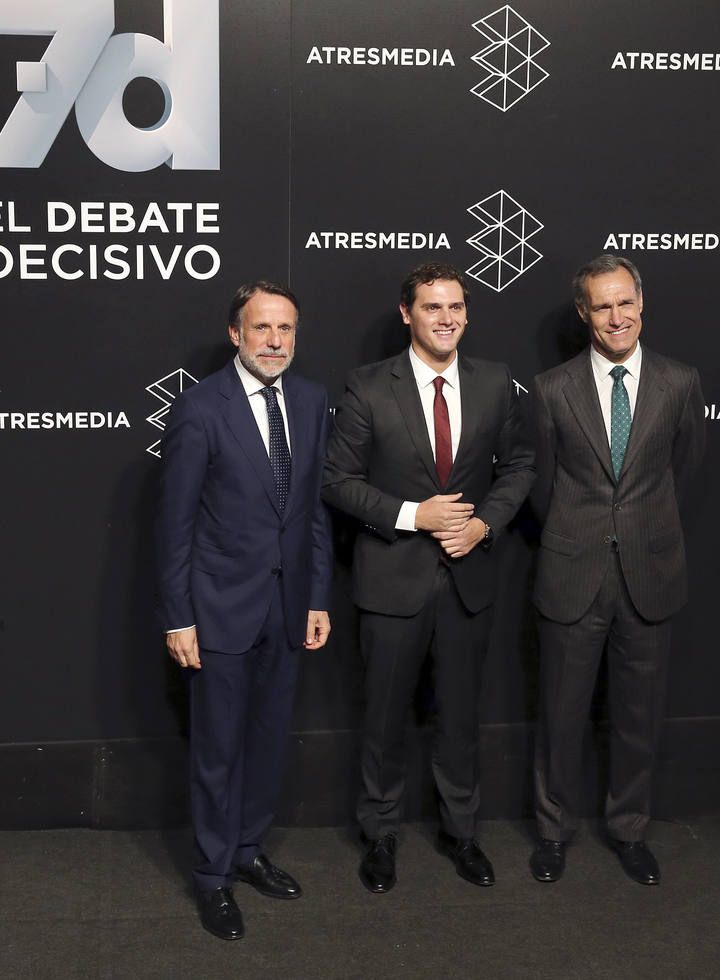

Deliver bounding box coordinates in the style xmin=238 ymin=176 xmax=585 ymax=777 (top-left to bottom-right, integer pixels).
xmin=156 ymin=281 xmax=332 ymax=940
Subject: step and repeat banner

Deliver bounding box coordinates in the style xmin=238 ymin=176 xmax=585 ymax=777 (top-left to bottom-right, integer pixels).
xmin=1 ymin=0 xmax=719 ymax=752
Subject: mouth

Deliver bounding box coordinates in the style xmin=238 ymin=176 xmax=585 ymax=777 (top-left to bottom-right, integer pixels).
xmin=607 ymin=326 xmax=630 ymax=337
xmin=433 ymin=328 xmax=455 ymax=339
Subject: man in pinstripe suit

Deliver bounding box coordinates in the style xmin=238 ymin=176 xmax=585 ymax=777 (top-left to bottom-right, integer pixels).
xmin=529 ymin=255 xmax=704 ymax=885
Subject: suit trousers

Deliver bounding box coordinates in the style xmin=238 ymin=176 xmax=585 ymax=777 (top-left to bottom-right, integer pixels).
xmin=357 ymin=563 xmax=493 ymax=841
xmin=534 ymin=548 xmax=672 ymax=843
xmin=188 ymin=581 xmax=299 ymax=891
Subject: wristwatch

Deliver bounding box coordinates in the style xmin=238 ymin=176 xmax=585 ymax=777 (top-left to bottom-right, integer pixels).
xmin=481 ymin=522 xmax=494 ymax=550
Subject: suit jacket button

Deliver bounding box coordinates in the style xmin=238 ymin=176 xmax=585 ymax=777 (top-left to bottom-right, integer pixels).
xmin=271 ymin=566 xmax=282 ymax=576
xmin=614 ymin=504 xmax=622 ymax=511
xmin=604 ymin=536 xmax=612 ymax=544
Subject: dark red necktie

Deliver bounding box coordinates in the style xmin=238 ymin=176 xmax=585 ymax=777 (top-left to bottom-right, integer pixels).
xmin=433 ymin=376 xmax=452 ymax=486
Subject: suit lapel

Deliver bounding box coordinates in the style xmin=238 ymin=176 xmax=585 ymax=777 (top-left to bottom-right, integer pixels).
xmin=562 ymin=352 xmax=616 ymax=483
xmin=449 ymin=355 xmax=480 ymax=479
xmin=390 ymin=352 xmax=440 ymax=489
xmin=219 ymin=361 xmax=282 ymax=517
xmin=282 ymin=372 xmax=303 ymax=515
xmin=619 ymin=348 xmax=666 ymax=479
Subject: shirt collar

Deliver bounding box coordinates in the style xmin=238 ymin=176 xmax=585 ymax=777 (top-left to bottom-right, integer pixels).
xmin=234 ymin=353 xmax=285 ymax=398
xmin=590 ymin=341 xmax=642 ymax=383
xmin=408 ymin=344 xmax=459 ymax=389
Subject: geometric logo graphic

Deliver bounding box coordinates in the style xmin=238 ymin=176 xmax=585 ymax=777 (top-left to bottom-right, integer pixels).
xmin=470 ymin=5 xmax=550 ymax=112
xmin=145 ymin=368 xmax=198 ymax=457
xmin=466 ymin=189 xmax=543 ymax=292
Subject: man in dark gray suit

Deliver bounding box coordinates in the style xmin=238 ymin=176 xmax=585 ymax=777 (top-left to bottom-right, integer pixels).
xmin=323 ymin=263 xmax=534 ymax=893
xmin=530 ymin=254 xmax=704 ymax=885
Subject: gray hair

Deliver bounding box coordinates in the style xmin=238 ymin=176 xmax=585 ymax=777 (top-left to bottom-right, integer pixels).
xmin=228 ymin=280 xmax=300 ymax=329
xmin=572 ymin=254 xmax=642 ymax=309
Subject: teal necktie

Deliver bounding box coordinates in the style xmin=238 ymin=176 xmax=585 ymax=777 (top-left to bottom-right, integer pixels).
xmin=610 ymin=365 xmax=631 ymax=479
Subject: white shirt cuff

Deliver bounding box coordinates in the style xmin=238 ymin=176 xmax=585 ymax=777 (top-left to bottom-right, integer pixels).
xmin=396 ymin=501 xmax=419 ymax=532
xmin=166 ymin=625 xmax=195 ymax=634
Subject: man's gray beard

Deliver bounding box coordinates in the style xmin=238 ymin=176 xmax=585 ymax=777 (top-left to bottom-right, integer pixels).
xmin=237 ymin=337 xmax=294 ymax=385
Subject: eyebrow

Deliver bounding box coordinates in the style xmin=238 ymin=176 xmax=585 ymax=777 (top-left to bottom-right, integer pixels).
xmin=591 ymin=297 xmax=635 ymax=310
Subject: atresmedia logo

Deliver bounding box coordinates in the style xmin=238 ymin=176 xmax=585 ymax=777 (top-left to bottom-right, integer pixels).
xmin=470 ymin=5 xmax=550 ymax=112
xmin=146 ymin=369 xmax=198 ymax=457
xmin=0 ymin=0 xmax=219 ymax=171
xmin=466 ymin=190 xmax=543 ymax=292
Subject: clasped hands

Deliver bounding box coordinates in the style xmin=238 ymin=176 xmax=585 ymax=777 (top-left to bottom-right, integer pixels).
xmin=415 ymin=493 xmax=486 ymax=559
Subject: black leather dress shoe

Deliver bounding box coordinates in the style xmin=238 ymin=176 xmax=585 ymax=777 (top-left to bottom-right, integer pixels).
xmin=198 ymin=887 xmax=244 ymax=940
xmin=530 ymin=839 xmax=566 ymax=882
xmin=359 ymin=834 xmax=397 ymax=893
xmin=235 ymin=854 xmax=302 ymax=899
xmin=610 ymin=840 xmax=661 ymax=885
xmin=440 ymin=835 xmax=495 ymax=886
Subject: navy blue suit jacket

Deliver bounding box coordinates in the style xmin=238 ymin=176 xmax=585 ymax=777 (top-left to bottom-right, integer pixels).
xmin=156 ymin=360 xmax=333 ymax=653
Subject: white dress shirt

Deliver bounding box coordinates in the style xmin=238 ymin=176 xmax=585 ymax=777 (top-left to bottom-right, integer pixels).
xmin=167 ymin=356 xmax=292 ymax=633
xmin=396 ymin=346 xmax=462 ymax=531
xmin=234 ymin=354 xmax=292 ymax=455
xmin=590 ymin=342 xmax=642 ymax=445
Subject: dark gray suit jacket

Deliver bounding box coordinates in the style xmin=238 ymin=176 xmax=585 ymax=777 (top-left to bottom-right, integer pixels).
xmin=532 ymin=346 xmax=705 ymax=624
xmin=322 ymin=351 xmax=535 ymax=616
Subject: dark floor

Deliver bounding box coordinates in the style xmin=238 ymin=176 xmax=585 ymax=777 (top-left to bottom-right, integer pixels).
xmin=1 ymin=818 xmax=719 ymax=979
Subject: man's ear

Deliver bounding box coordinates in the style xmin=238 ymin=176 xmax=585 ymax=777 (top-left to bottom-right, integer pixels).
xmin=228 ymin=323 xmax=240 ymax=347
xmin=399 ymin=303 xmax=411 ymax=326
xmin=575 ymin=302 xmax=588 ymax=324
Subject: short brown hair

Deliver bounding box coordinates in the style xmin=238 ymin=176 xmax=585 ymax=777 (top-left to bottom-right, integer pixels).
xmin=400 ymin=263 xmax=471 ymax=309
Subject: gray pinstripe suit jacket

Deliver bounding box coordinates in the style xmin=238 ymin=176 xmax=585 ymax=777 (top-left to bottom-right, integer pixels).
xmin=532 ymin=345 xmax=705 ymax=624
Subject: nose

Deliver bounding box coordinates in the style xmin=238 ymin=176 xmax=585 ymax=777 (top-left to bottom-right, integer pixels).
xmin=267 ymin=327 xmax=282 ymax=348
xmin=437 ymin=306 xmax=453 ymax=325
xmin=609 ymin=303 xmax=624 ymax=327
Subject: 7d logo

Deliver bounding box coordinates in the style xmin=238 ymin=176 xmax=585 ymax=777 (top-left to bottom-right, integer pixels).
xmin=0 ymin=0 xmax=219 ymax=171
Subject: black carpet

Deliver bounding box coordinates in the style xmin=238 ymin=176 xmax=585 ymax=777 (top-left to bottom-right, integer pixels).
xmin=2 ymin=818 xmax=719 ymax=979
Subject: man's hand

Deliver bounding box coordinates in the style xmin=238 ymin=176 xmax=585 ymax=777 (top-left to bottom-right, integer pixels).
xmin=415 ymin=493 xmax=474 ymax=533
xmin=166 ymin=626 xmax=201 ymax=669
xmin=432 ymin=517 xmax=487 ymax=559
xmin=304 ymin=610 xmax=331 ymax=650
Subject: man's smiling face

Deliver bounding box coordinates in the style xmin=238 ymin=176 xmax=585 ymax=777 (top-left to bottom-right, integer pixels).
xmin=400 ymin=278 xmax=467 ymax=370
xmin=578 ymin=266 xmax=643 ymax=363
xmin=228 ymin=290 xmax=297 ymax=384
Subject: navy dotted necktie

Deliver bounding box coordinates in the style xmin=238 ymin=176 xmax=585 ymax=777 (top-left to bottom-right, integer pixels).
xmin=610 ymin=366 xmax=632 ymax=479
xmin=260 ymin=386 xmax=291 ymax=510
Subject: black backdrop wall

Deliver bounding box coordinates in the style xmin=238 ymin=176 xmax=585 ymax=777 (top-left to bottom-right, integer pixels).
xmin=1 ymin=0 xmax=719 ymax=828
